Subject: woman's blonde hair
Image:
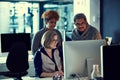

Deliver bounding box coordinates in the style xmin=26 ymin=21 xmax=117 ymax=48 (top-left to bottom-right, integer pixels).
xmin=41 ymin=30 xmax=60 ymax=49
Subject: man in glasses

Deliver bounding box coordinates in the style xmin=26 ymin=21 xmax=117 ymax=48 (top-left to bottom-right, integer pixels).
xmin=71 ymin=13 xmax=102 ymax=40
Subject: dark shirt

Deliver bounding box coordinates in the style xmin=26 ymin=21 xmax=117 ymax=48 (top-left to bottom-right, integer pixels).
xmin=78 ymin=30 xmax=84 ymax=36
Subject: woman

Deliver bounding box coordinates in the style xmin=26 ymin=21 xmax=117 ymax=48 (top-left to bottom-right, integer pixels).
xmin=34 ymin=30 xmax=64 ymax=78
xmin=31 ymin=10 xmax=63 ymax=55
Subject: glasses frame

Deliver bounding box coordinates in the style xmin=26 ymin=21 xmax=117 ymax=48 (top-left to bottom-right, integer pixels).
xmin=74 ymin=22 xmax=86 ymax=26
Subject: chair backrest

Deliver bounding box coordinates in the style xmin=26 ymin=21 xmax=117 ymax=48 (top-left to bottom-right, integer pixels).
xmin=6 ymin=42 xmax=29 ymax=72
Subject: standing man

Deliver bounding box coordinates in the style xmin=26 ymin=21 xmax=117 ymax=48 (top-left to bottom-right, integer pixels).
xmin=71 ymin=13 xmax=102 ymax=40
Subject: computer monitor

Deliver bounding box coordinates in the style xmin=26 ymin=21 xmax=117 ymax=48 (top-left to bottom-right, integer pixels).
xmin=63 ymin=40 xmax=105 ymax=79
xmin=0 ymin=33 xmax=31 ymax=54
xmin=101 ymin=45 xmax=120 ymax=80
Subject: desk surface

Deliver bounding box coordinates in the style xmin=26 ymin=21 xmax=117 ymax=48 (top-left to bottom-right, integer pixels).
xmin=0 ymin=76 xmax=88 ymax=80
xmin=0 ymin=54 xmax=34 ymax=64
xmin=0 ymin=53 xmax=89 ymax=80
xmin=0 ymin=76 xmax=52 ymax=80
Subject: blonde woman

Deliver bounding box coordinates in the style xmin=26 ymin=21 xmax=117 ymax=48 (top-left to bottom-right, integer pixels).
xmin=34 ymin=30 xmax=64 ymax=78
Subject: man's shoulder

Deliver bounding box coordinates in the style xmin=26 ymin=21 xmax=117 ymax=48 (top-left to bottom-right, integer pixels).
xmin=89 ymin=25 xmax=98 ymax=31
xmin=72 ymin=28 xmax=77 ymax=33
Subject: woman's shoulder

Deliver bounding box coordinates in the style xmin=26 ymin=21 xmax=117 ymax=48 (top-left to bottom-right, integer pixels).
xmin=34 ymin=28 xmax=46 ymax=37
xmin=53 ymin=48 xmax=60 ymax=54
xmin=53 ymin=29 xmax=60 ymax=33
xmin=36 ymin=28 xmax=46 ymax=34
xmin=35 ymin=48 xmax=44 ymax=55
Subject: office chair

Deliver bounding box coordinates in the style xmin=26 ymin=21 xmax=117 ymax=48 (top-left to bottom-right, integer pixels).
xmin=0 ymin=42 xmax=29 ymax=80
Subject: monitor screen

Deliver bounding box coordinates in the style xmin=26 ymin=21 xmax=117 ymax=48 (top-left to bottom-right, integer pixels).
xmin=1 ymin=33 xmax=31 ymax=53
xmin=63 ymin=40 xmax=105 ymax=79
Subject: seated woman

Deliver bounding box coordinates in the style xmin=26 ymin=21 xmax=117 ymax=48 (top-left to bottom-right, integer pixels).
xmin=34 ymin=30 xmax=64 ymax=78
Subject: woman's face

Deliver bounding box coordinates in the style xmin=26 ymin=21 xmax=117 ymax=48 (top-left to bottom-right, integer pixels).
xmin=74 ymin=18 xmax=87 ymax=32
xmin=50 ymin=35 xmax=58 ymax=49
xmin=46 ymin=18 xmax=57 ymax=30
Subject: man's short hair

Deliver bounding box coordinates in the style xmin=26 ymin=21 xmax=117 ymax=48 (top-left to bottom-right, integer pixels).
xmin=74 ymin=13 xmax=87 ymax=22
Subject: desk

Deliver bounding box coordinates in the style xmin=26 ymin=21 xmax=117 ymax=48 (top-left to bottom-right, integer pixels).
xmin=0 ymin=51 xmax=33 ymax=63
xmin=0 ymin=76 xmax=52 ymax=80
xmin=0 ymin=76 xmax=88 ymax=80
xmin=0 ymin=54 xmax=89 ymax=80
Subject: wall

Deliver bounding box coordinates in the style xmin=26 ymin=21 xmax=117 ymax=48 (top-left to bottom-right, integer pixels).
xmin=101 ymin=0 xmax=120 ymax=44
xmin=90 ymin=0 xmax=100 ymax=31
xmin=74 ymin=0 xmax=100 ymax=31
xmin=0 ymin=2 xmax=10 ymax=33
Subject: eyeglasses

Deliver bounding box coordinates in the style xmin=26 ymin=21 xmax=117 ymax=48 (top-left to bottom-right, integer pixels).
xmin=74 ymin=22 xmax=86 ymax=26
xmin=52 ymin=39 xmax=58 ymax=42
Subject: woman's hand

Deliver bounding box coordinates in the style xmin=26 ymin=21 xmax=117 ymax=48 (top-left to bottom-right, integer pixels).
xmin=54 ymin=70 xmax=64 ymax=76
